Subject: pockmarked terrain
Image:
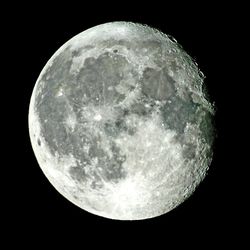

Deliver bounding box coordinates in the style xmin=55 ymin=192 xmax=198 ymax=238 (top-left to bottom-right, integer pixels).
xmin=29 ymin=22 xmax=215 ymax=220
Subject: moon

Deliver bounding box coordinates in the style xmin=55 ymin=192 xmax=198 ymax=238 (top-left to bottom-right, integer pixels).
xmin=29 ymin=22 xmax=215 ymax=220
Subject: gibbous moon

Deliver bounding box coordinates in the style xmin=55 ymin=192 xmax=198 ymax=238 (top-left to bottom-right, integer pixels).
xmin=29 ymin=22 xmax=215 ymax=220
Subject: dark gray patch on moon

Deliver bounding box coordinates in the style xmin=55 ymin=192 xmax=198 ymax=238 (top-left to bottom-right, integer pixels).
xmin=199 ymin=111 xmax=215 ymax=145
xmin=69 ymin=165 xmax=87 ymax=183
xmin=141 ymin=66 xmax=176 ymax=101
xmin=161 ymin=95 xmax=200 ymax=134
xmin=73 ymin=52 xmax=129 ymax=105
xmin=69 ymin=52 xmax=138 ymax=111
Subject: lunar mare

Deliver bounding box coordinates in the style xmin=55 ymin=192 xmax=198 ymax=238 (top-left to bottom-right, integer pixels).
xmin=29 ymin=22 xmax=215 ymax=220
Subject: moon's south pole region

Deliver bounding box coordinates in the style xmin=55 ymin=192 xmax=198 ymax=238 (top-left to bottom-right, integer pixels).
xmin=29 ymin=22 xmax=215 ymax=220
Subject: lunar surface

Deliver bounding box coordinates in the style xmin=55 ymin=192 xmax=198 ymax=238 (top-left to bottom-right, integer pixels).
xmin=29 ymin=22 xmax=215 ymax=220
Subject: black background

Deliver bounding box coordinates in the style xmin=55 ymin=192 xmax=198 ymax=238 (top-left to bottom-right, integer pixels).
xmin=4 ymin=1 xmax=246 ymax=246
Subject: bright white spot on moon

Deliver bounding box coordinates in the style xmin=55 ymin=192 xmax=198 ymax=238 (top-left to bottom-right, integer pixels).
xmin=29 ymin=21 xmax=215 ymax=220
xmin=65 ymin=114 xmax=76 ymax=131
xmin=93 ymin=114 xmax=102 ymax=121
xmin=56 ymin=88 xmax=64 ymax=97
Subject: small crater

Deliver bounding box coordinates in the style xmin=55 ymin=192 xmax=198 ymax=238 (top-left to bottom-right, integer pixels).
xmin=73 ymin=195 xmax=79 ymax=200
xmin=69 ymin=166 xmax=86 ymax=182
xmin=37 ymin=138 xmax=41 ymax=146
xmin=113 ymin=49 xmax=118 ymax=53
xmin=127 ymin=127 xmax=136 ymax=136
xmin=90 ymin=179 xmax=103 ymax=190
xmin=182 ymin=143 xmax=196 ymax=159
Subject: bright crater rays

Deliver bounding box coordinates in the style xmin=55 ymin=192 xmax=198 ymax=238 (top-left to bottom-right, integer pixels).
xmin=29 ymin=22 xmax=215 ymax=220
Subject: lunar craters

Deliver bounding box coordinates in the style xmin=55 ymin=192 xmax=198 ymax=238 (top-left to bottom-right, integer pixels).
xmin=29 ymin=22 xmax=215 ymax=220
